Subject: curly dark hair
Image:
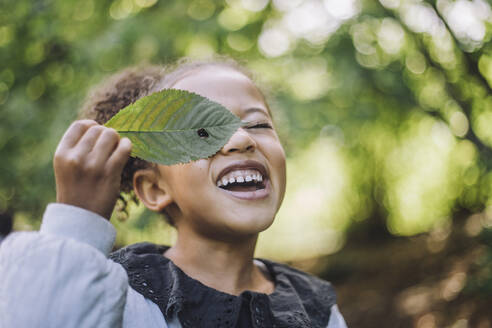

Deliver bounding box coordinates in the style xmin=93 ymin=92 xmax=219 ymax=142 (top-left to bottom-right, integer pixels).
xmin=78 ymin=57 xmax=260 ymax=224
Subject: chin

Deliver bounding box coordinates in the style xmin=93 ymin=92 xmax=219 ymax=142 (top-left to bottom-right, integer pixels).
xmin=184 ymin=207 xmax=274 ymax=240
xmin=223 ymin=212 xmax=275 ymax=236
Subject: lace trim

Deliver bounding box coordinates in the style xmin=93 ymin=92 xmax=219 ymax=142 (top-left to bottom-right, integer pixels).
xmin=110 ymin=242 xmax=336 ymax=328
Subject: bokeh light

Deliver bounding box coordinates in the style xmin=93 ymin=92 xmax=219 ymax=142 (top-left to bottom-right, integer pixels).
xmin=4 ymin=0 xmax=492 ymax=324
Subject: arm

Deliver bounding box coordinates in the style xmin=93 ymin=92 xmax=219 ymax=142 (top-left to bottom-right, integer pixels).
xmin=0 ymin=204 xmax=128 ymax=328
xmin=0 ymin=120 xmax=133 ymax=327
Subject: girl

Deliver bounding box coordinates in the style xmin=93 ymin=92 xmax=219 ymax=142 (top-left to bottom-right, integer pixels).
xmin=0 ymin=59 xmax=347 ymax=328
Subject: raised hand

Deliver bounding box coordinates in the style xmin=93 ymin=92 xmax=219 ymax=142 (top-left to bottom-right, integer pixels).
xmin=53 ymin=120 xmax=132 ymax=220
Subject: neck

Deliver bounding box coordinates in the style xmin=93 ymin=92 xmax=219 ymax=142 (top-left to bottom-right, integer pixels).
xmin=163 ymin=226 xmax=271 ymax=295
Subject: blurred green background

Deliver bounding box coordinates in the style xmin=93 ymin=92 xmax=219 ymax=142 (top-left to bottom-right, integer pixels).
xmin=2 ymin=0 xmax=492 ymax=326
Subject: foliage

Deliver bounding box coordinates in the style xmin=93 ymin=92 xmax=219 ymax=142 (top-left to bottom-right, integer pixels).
xmin=2 ymin=0 xmax=492 ymax=323
xmin=0 ymin=0 xmax=490 ymax=243
xmin=105 ymin=88 xmax=242 ymax=165
xmin=1 ymin=0 xmax=492 ymax=252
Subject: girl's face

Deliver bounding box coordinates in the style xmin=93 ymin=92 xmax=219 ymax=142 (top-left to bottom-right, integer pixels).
xmin=155 ymin=66 xmax=286 ymax=239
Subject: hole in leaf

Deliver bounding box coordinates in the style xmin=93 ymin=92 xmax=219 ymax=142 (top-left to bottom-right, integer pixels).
xmin=197 ymin=128 xmax=209 ymax=138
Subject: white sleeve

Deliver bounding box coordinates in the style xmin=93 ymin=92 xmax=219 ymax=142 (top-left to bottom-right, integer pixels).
xmin=327 ymin=304 xmax=348 ymax=328
xmin=0 ymin=203 xmax=129 ymax=328
xmin=123 ymin=287 xmax=171 ymax=328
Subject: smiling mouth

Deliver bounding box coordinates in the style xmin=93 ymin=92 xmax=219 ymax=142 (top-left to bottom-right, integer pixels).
xmin=217 ymin=169 xmax=266 ymax=192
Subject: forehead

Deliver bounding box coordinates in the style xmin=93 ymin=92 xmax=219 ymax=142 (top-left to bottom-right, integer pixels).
xmin=171 ymin=66 xmax=269 ymax=117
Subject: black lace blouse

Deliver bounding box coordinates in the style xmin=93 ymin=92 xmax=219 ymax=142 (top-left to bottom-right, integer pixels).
xmin=110 ymin=242 xmax=337 ymax=328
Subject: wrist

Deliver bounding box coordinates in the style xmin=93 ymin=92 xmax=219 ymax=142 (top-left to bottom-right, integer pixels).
xmin=41 ymin=203 xmax=116 ymax=255
xmin=55 ymin=197 xmax=113 ymax=221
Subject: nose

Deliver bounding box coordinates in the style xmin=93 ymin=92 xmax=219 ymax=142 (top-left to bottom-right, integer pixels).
xmin=220 ymin=128 xmax=256 ymax=155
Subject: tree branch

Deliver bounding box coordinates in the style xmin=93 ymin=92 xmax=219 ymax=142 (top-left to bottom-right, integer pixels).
xmin=377 ymin=2 xmax=492 ymax=169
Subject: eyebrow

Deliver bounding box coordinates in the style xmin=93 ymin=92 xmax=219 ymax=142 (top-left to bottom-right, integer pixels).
xmin=243 ymin=107 xmax=269 ymax=116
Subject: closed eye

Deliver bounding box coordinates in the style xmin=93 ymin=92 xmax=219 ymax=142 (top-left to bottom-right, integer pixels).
xmin=247 ymin=123 xmax=272 ymax=129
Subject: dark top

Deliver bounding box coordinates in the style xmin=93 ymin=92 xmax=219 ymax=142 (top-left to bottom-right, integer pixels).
xmin=110 ymin=242 xmax=337 ymax=328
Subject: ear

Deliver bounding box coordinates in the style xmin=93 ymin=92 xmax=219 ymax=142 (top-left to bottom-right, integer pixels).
xmin=133 ymin=167 xmax=173 ymax=212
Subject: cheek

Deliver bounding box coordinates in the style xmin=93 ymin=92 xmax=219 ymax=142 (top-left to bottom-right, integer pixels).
xmin=169 ymin=160 xmax=212 ymax=203
xmin=274 ymin=145 xmax=287 ymax=193
xmin=261 ymin=138 xmax=286 ymax=193
xmin=172 ymin=160 xmax=209 ymax=182
xmin=270 ymin=145 xmax=287 ymax=211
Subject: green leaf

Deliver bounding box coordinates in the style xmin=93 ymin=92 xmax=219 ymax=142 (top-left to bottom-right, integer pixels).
xmin=104 ymin=88 xmax=242 ymax=165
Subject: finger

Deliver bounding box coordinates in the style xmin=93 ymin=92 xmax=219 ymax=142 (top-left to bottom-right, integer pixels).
xmin=75 ymin=125 xmax=105 ymax=154
xmin=107 ymin=138 xmax=132 ymax=173
xmin=90 ymin=128 xmax=120 ymax=166
xmin=57 ymin=120 xmax=98 ymax=151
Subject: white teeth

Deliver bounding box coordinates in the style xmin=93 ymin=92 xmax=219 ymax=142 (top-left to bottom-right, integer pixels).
xmin=217 ymin=169 xmax=265 ymax=187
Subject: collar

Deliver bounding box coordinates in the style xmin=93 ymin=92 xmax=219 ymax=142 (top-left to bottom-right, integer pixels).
xmin=110 ymin=242 xmax=336 ymax=328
